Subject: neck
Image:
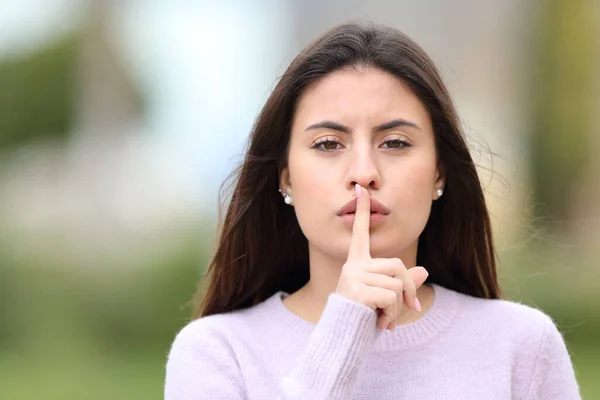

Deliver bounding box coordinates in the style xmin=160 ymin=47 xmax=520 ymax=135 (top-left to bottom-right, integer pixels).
xmin=286 ymin=241 xmax=431 ymax=326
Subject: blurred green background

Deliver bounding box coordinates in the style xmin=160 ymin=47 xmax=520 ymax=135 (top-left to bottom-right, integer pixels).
xmin=0 ymin=1 xmax=598 ymax=399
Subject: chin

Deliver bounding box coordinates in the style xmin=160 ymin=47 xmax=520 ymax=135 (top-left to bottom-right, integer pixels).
xmin=370 ymin=235 xmax=414 ymax=258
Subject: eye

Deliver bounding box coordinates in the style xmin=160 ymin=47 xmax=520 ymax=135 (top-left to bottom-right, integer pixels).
xmin=311 ymin=137 xmax=344 ymax=152
xmin=380 ymin=137 xmax=412 ymax=151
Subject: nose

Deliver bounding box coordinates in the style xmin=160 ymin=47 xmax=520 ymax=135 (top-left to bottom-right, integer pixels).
xmin=346 ymin=145 xmax=381 ymax=190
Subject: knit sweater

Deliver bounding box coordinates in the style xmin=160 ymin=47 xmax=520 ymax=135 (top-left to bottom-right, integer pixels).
xmin=164 ymin=284 xmax=580 ymax=399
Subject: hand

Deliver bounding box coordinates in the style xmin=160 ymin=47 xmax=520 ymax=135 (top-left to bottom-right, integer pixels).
xmin=335 ymin=184 xmax=429 ymax=330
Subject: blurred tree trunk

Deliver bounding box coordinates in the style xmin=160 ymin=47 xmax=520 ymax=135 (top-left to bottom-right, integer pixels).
xmin=529 ymin=0 xmax=596 ymax=228
xmin=75 ymin=0 xmax=143 ymax=134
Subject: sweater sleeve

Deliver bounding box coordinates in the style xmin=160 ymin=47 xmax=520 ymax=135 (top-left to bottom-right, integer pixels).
xmin=164 ymin=293 xmax=379 ymax=400
xmin=525 ymin=316 xmax=581 ymax=400
xmin=279 ymin=293 xmax=379 ymax=400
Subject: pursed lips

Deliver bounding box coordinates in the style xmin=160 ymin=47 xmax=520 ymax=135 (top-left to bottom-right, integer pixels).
xmin=337 ymin=197 xmax=390 ymax=228
xmin=337 ymin=197 xmax=391 ymax=216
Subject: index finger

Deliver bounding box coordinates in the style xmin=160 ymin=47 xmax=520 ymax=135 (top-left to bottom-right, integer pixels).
xmin=347 ymin=184 xmax=371 ymax=260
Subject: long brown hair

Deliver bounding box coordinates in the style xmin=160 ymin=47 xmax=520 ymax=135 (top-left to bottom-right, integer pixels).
xmin=193 ymin=21 xmax=501 ymax=319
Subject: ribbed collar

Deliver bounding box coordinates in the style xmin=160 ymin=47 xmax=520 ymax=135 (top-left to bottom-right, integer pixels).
xmin=261 ymin=284 xmax=462 ymax=353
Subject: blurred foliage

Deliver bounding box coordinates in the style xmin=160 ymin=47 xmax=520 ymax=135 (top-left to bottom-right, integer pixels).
xmin=529 ymin=0 xmax=596 ymax=223
xmin=0 ymin=233 xmax=207 ymax=353
xmin=0 ymin=34 xmax=78 ymax=152
xmin=0 ymin=228 xmax=208 ymax=400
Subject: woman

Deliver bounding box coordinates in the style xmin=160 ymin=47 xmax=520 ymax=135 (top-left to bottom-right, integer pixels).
xmin=165 ymin=22 xmax=580 ymax=399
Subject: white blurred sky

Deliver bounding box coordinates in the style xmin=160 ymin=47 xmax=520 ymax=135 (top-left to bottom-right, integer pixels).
xmin=0 ymin=0 xmax=81 ymax=54
xmin=111 ymin=2 xmax=293 ymax=191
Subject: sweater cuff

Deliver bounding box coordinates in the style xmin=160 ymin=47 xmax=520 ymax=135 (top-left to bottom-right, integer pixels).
xmin=282 ymin=293 xmax=379 ymax=399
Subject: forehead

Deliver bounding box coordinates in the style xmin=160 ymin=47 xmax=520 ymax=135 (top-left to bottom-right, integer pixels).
xmin=293 ymin=68 xmax=432 ymax=129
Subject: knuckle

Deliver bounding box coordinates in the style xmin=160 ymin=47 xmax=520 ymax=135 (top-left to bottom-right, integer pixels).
xmin=404 ymin=278 xmax=416 ymax=293
xmin=390 ymin=258 xmax=405 ymax=272
xmin=386 ymin=290 xmax=397 ymax=305
xmin=389 ymin=277 xmax=403 ymax=294
xmin=391 ymin=258 xmax=404 ymax=267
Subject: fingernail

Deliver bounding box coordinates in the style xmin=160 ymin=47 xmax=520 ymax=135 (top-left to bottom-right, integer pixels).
xmin=414 ymin=297 xmax=422 ymax=312
xmin=416 ymin=265 xmax=428 ymax=274
xmin=355 ymin=184 xmax=362 ymax=198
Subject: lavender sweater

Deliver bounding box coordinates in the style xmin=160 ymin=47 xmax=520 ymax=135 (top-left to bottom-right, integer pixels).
xmin=165 ymin=284 xmax=580 ymax=399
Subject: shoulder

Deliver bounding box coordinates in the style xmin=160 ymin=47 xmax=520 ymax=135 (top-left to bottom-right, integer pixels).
xmin=167 ymin=293 xmax=282 ymax=356
xmin=447 ymin=290 xmax=581 ymax=398
xmin=169 ymin=313 xmax=236 ymax=352
xmin=449 ymin=287 xmax=564 ymax=348
xmin=456 ymin=288 xmax=557 ymax=327
xmin=164 ymin=300 xmax=280 ymax=399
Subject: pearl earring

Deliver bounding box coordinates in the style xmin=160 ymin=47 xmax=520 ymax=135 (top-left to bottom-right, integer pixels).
xmin=279 ymin=188 xmax=292 ymax=205
xmin=283 ymin=193 xmax=292 ymax=204
xmin=436 ymin=188 xmax=444 ymax=198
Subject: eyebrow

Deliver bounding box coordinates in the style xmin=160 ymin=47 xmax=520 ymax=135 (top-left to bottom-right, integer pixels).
xmin=304 ymin=118 xmax=421 ymax=133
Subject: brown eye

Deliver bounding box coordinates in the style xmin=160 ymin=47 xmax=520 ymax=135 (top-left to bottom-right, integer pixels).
xmin=311 ymin=138 xmax=343 ymax=152
xmin=381 ymin=138 xmax=411 ymax=150
xmin=322 ymin=141 xmax=338 ymax=150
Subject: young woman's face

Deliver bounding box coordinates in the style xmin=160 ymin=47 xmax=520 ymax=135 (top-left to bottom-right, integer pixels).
xmin=280 ymin=68 xmax=444 ymax=261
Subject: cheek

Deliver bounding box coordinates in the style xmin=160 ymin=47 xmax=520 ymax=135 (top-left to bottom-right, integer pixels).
xmin=403 ymin=163 xmax=436 ymax=199
xmin=391 ymin=152 xmax=437 ymax=199
xmin=287 ymin=144 xmax=329 ymax=198
xmin=286 ymin=149 xmax=333 ymax=227
xmin=289 ymin=158 xmax=326 ymax=189
xmin=387 ymin=156 xmax=437 ymax=229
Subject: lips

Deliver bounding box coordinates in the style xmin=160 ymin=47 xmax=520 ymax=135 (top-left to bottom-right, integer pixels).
xmin=337 ymin=197 xmax=390 ymax=216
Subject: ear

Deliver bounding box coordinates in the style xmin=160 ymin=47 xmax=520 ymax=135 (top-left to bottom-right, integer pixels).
xmin=279 ymin=165 xmax=291 ymax=193
xmin=434 ymin=165 xmax=445 ymax=186
xmin=433 ymin=163 xmax=445 ymax=199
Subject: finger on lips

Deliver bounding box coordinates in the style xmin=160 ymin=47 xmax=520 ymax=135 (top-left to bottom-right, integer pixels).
xmin=348 ymin=183 xmax=371 ymax=261
xmin=341 ymin=184 xmax=428 ymax=331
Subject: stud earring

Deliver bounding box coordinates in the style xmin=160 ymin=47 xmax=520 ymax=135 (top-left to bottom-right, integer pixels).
xmin=278 ymin=188 xmax=292 ymax=205
xmin=436 ymin=188 xmax=444 ymax=198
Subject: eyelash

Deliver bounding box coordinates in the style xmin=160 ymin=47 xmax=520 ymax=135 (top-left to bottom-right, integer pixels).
xmin=310 ymin=137 xmax=412 ymax=152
